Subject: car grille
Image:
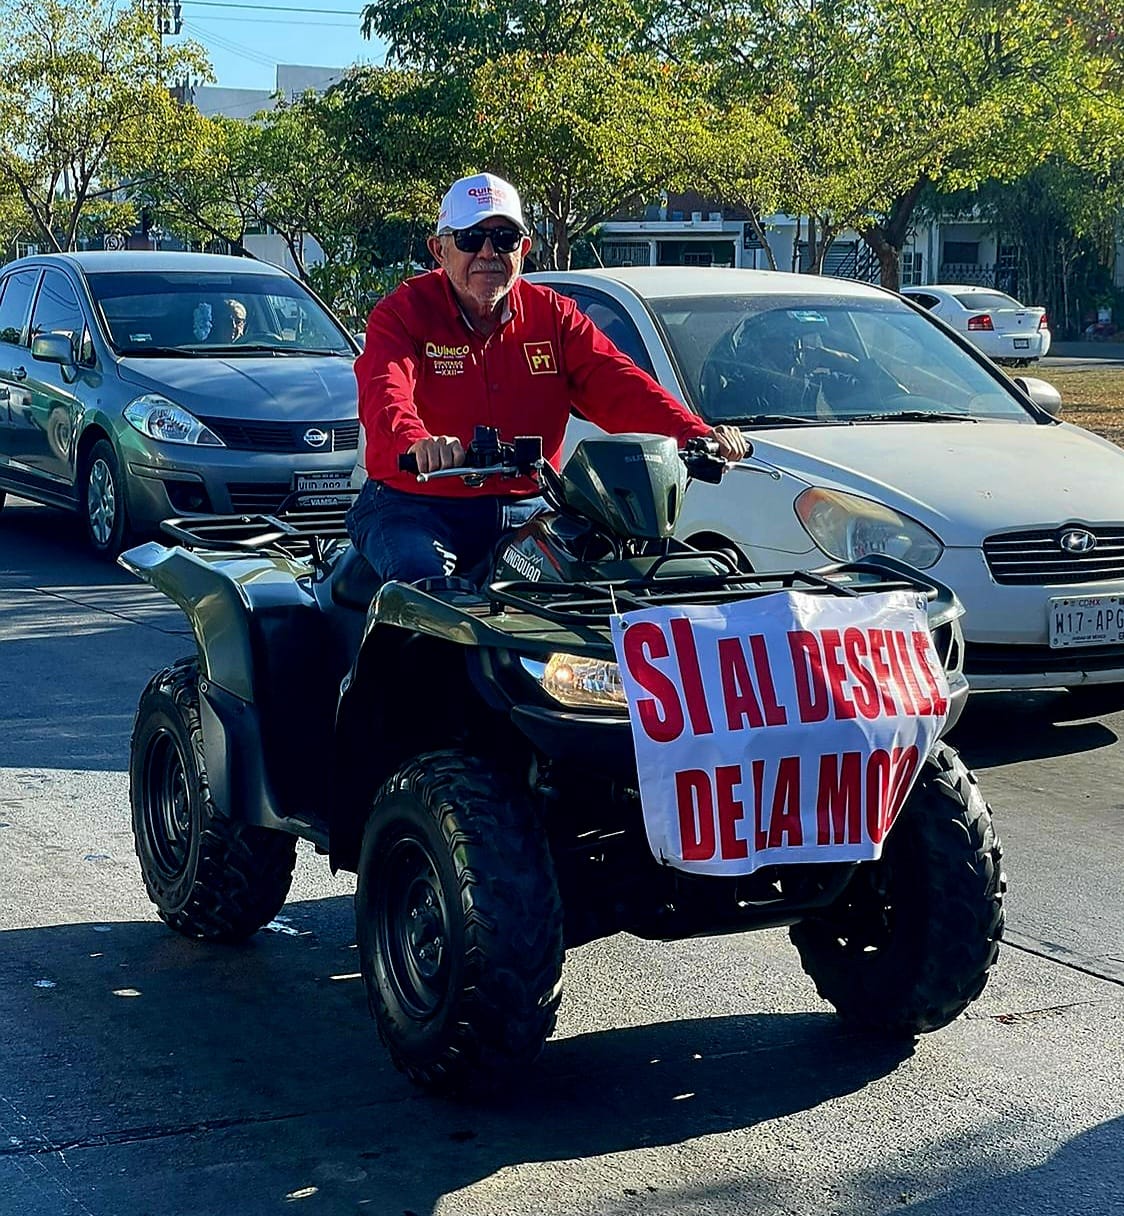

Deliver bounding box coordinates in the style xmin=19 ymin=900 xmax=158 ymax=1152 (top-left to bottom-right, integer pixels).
xmin=965 ymin=641 xmax=1124 ymax=677
xmin=198 ymin=416 xmax=359 ymax=453
xmin=983 ymin=526 xmax=1124 ymax=585
xmin=227 ymin=483 xmax=291 ymax=513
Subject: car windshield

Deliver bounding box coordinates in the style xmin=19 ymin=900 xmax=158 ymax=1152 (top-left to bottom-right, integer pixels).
xmin=952 ymin=292 xmax=1024 ymax=311
xmin=647 ymin=293 xmax=1034 ymax=427
xmin=85 ymin=269 xmax=352 ymax=356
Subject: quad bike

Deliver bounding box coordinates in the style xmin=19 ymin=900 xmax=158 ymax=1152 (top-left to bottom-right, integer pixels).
xmin=123 ymin=427 xmax=1005 ymax=1092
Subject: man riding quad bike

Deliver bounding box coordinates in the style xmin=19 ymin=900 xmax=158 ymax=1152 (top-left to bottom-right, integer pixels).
xmin=123 ymin=427 xmax=1005 ymax=1092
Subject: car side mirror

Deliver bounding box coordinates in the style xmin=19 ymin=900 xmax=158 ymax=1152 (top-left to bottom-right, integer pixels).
xmin=31 ymin=331 xmax=76 ymax=368
xmin=352 ymin=332 xmax=366 ymax=351
xmin=1014 ymin=375 xmax=1062 ymax=417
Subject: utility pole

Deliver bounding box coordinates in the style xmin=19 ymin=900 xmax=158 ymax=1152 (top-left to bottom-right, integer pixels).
xmin=147 ymin=1 xmax=183 ymax=39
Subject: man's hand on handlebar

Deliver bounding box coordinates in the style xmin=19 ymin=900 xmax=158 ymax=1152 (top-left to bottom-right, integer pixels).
xmin=707 ymin=424 xmax=749 ymax=462
xmin=407 ymin=435 xmax=465 ymax=474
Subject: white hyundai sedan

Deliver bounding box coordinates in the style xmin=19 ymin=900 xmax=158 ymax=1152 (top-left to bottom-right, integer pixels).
xmin=529 ymin=267 xmax=1124 ymax=696
xmin=900 ymin=283 xmax=1051 ymax=366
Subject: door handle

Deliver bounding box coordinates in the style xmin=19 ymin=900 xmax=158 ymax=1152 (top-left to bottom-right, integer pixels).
xmin=12 ymin=366 xmax=27 ymax=381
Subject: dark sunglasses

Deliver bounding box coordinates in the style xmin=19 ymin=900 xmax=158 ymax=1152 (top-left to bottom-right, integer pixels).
xmin=450 ymin=226 xmax=524 ymax=254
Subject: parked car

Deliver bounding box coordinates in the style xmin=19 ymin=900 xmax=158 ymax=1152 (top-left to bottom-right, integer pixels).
xmin=528 ymin=266 xmax=1124 ymax=696
xmin=0 ymin=251 xmax=359 ymax=557
xmin=900 ymin=283 xmax=1051 ymax=366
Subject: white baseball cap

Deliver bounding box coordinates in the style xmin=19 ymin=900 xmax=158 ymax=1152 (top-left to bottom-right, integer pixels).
xmin=437 ymin=172 xmax=528 ymax=234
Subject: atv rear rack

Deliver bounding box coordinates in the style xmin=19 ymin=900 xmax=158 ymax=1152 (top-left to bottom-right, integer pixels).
xmin=488 ymin=557 xmax=943 ymax=628
xmin=160 ymin=502 xmax=351 ymax=559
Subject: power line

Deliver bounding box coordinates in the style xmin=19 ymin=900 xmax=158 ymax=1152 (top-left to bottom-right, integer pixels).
xmin=192 ymin=15 xmax=356 ymax=26
xmin=185 ymin=2 xmax=361 ymax=13
xmin=182 ymin=18 xmax=277 ymax=67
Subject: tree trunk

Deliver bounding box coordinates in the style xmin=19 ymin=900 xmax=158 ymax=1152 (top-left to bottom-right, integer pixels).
xmin=860 ymin=174 xmax=930 ymax=292
xmin=746 ymin=214 xmax=777 ymax=271
xmin=807 ymin=217 xmax=838 ymax=275
xmin=863 ymin=226 xmax=901 ymax=290
xmin=554 ymin=223 xmax=571 ymax=270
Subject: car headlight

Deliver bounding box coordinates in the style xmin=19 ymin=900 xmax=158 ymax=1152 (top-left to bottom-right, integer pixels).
xmin=521 ymin=654 xmax=628 ymax=709
xmin=123 ymin=394 xmax=225 ymax=446
xmin=795 ymin=487 xmax=943 ymax=569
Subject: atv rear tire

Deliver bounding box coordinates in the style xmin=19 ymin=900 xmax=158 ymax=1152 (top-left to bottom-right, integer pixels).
xmin=790 ymin=742 xmax=1005 ymax=1034
xmin=130 ymin=657 xmax=297 ymax=942
xmin=356 ymin=750 xmax=565 ymax=1092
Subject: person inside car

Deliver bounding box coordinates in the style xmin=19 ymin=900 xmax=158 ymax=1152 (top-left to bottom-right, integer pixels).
xmin=347 ymin=171 xmax=747 ymax=584
xmin=191 ymin=298 xmax=247 ymax=345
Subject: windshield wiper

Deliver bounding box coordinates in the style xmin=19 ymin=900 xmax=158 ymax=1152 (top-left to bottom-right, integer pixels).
xmin=116 ymin=345 xmax=205 ymax=357
xmin=726 ymin=414 xmax=826 ymax=427
xmin=201 ymin=344 xmax=348 ymax=356
xmin=847 ymin=410 xmax=979 ymax=423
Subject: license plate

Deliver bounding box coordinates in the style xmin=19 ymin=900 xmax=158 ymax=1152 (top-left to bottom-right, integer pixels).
xmin=293 ymin=472 xmax=351 ymax=493
xmin=1013 ymin=338 xmax=1030 ymax=349
xmin=1049 ymin=595 xmax=1124 ymax=648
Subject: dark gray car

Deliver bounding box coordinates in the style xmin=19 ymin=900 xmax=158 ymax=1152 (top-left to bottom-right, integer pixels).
xmin=0 ymin=251 xmax=359 ymax=556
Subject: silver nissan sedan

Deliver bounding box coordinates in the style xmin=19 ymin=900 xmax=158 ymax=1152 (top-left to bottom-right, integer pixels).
xmin=0 ymin=251 xmax=359 ymax=557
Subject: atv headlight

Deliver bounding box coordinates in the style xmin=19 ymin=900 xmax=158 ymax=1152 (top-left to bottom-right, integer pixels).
xmin=521 ymin=654 xmax=628 ymax=709
xmin=795 ymin=487 xmax=943 ymax=569
xmin=124 ymin=394 xmax=225 ymax=446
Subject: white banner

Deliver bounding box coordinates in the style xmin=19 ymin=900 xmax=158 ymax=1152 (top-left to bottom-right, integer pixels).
xmin=610 ymin=589 xmax=950 ymax=876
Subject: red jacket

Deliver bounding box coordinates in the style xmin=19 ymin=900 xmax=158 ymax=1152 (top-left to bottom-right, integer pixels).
xmin=355 ymin=270 xmax=711 ymax=497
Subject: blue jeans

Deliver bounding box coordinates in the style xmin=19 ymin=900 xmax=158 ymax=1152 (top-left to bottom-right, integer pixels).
xmin=346 ymin=481 xmax=546 ymax=584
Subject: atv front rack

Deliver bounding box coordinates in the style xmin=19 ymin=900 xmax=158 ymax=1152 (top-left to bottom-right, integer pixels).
xmin=488 ymin=556 xmax=945 ymax=628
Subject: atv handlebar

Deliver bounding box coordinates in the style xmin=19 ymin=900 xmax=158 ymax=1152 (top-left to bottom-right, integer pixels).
xmin=398 ymin=427 xmax=747 ymax=486
xmin=398 ymin=427 xmax=543 ymax=485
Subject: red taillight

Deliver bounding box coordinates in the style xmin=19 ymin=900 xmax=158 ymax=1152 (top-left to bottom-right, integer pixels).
xmin=1039 ymin=313 xmax=1049 ymax=329
xmin=967 ymin=314 xmax=994 ymax=331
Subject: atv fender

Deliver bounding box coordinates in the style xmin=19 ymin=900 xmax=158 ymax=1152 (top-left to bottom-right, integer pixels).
xmin=120 ymin=542 xmax=344 ymax=840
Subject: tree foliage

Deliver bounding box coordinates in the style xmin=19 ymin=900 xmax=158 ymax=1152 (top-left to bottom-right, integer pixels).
xmin=0 ymin=0 xmax=210 ymax=251
xmin=471 ymin=53 xmax=749 ymax=268
xmin=359 ymin=0 xmax=667 ymax=68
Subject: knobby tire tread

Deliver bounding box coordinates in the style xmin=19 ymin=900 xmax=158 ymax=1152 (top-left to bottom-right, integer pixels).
xmin=790 ymin=741 xmax=1005 ymax=1034
xmin=364 ymin=750 xmax=565 ymax=1091
xmin=131 ymin=658 xmax=297 ymax=943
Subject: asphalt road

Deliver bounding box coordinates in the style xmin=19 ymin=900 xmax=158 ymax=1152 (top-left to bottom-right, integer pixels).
xmin=1 ymin=497 xmax=1121 ymax=1216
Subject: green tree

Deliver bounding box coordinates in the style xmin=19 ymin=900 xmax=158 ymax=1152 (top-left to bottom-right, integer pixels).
xmin=0 ymin=0 xmax=210 ymax=251
xmin=855 ymin=0 xmax=1124 ymax=288
xmin=650 ymin=0 xmax=1124 ymax=287
xmin=254 ymin=91 xmax=386 ymax=282
xmin=472 ymin=52 xmax=738 ymax=269
xmin=359 ymin=0 xmax=664 ymax=68
xmin=139 ymin=111 xmax=267 ymax=255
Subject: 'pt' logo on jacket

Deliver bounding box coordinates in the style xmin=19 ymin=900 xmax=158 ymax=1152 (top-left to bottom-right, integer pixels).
xmin=425 ymin=340 xmax=469 ymax=376
xmin=524 ymin=341 xmax=557 ymax=375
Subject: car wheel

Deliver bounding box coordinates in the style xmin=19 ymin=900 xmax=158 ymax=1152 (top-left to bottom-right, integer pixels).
xmin=81 ymin=438 xmax=132 ymax=559
xmin=130 ymin=657 xmax=298 ymax=941
xmin=790 ymin=743 xmax=1005 ymax=1034
xmin=356 ymin=749 xmax=564 ymax=1092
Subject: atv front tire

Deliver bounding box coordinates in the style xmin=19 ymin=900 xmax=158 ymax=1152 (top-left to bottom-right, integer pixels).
xmin=356 ymin=750 xmax=565 ymax=1091
xmin=790 ymin=742 xmax=1005 ymax=1034
xmin=130 ymin=658 xmax=297 ymax=942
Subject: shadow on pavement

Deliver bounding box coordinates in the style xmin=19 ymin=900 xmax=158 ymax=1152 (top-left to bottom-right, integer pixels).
xmin=0 ymin=896 xmax=916 ymax=1215
xmin=948 ymin=690 xmax=1119 ymax=768
xmin=884 ymin=1115 xmax=1124 ymax=1216
xmin=0 ymin=498 xmax=140 ymax=585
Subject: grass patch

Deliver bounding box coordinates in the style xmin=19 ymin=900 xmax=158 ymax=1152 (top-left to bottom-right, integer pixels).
xmin=1019 ymin=368 xmax=1124 ymax=447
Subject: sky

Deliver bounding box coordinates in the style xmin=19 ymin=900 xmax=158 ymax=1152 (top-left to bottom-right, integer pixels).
xmin=166 ymin=0 xmax=388 ymax=92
